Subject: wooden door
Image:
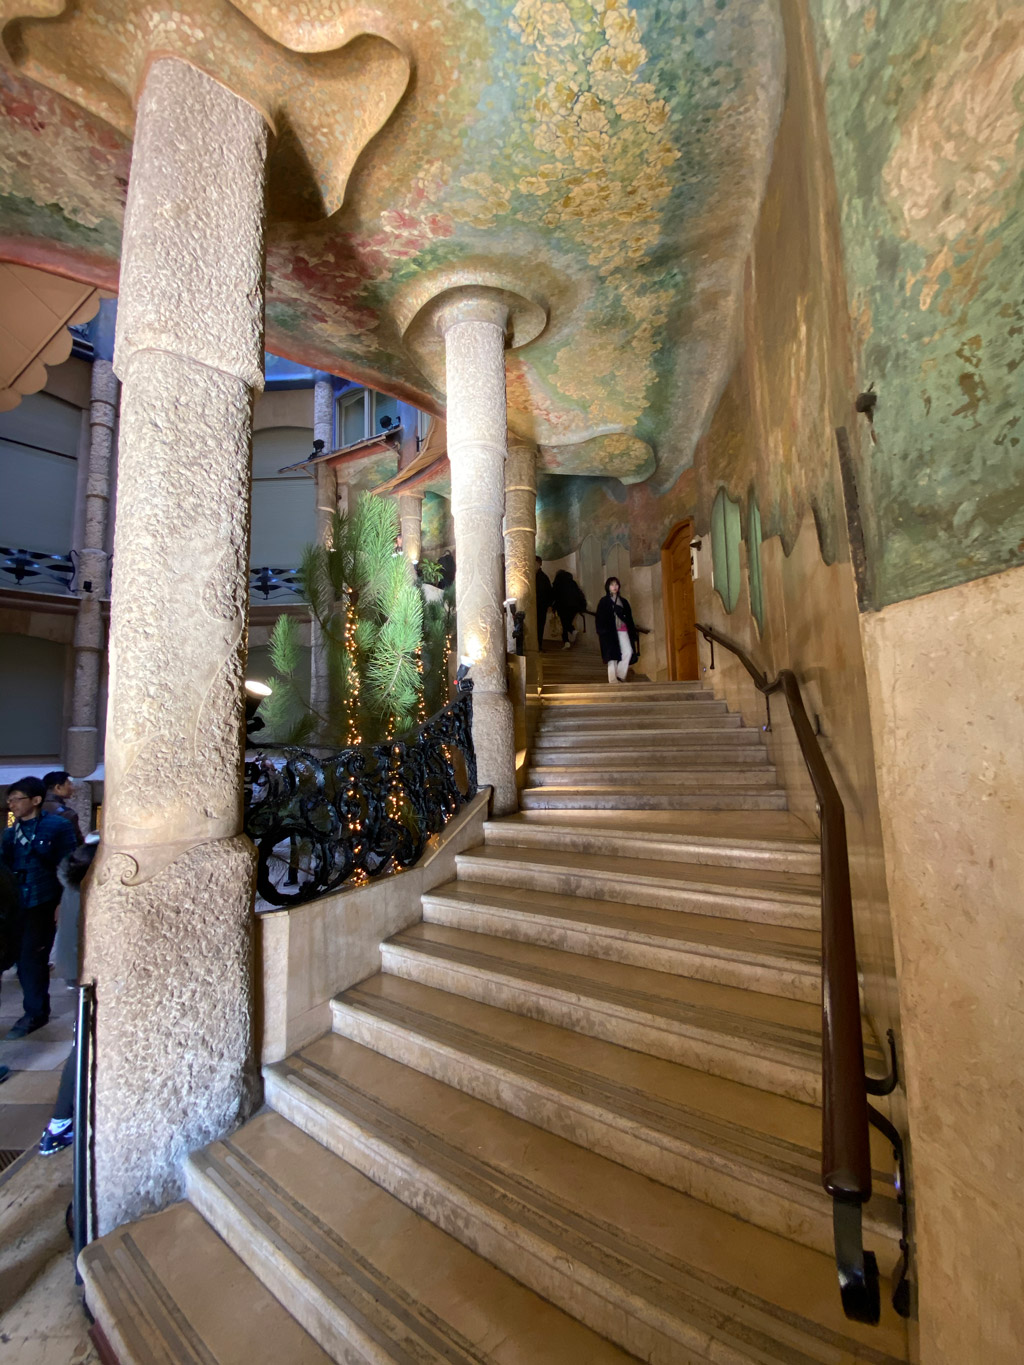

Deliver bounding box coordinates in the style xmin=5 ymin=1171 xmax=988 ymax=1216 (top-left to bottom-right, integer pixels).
xmin=661 ymin=521 xmax=698 ymax=680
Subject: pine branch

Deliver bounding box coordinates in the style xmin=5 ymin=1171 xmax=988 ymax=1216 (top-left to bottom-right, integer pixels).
xmin=268 ymin=614 xmax=302 ymax=677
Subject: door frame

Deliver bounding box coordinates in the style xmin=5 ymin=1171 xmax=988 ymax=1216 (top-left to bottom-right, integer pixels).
xmin=661 ymin=518 xmax=697 ymax=681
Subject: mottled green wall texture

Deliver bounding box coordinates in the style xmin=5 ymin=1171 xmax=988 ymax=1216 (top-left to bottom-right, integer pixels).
xmin=814 ymin=0 xmax=1024 ymax=606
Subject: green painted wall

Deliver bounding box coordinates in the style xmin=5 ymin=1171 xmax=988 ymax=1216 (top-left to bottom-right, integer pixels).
xmin=812 ymin=0 xmax=1024 ymax=606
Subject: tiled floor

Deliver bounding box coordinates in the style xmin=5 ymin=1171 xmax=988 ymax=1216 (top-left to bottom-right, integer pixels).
xmin=0 ymin=967 xmax=76 ymax=1156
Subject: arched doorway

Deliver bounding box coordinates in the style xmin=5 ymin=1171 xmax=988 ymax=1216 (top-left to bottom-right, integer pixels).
xmin=661 ymin=520 xmax=698 ymax=679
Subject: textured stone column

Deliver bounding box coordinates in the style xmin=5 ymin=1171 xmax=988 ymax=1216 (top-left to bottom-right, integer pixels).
xmin=398 ymin=491 xmax=423 ymax=565
xmin=504 ymin=436 xmax=538 ymax=658
xmin=65 ymin=359 xmax=119 ymax=822
xmin=438 ymin=296 xmax=517 ymax=814
xmin=310 ymin=378 xmax=336 ymax=724
xmin=83 ymin=58 xmax=268 ymax=1233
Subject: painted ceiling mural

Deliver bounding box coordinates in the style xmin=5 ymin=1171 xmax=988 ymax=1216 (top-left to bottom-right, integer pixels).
xmin=0 ymin=0 xmax=784 ymax=489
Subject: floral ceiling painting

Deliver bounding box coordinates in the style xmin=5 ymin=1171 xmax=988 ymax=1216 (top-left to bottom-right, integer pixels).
xmin=0 ymin=0 xmax=784 ymax=487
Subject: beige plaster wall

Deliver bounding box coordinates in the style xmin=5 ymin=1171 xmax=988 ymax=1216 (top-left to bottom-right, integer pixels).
xmin=43 ymin=354 xmax=91 ymax=408
xmin=258 ymin=790 xmax=490 ymax=1062
xmin=860 ymin=564 xmax=1024 ymax=1364
xmin=253 ymin=387 xmax=314 ymax=432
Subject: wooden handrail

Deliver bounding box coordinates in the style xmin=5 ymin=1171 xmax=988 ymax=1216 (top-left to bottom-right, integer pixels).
xmin=695 ymin=622 xmax=882 ymax=1324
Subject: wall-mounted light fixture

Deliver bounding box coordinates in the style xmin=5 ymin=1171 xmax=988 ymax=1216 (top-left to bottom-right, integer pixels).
xmin=244 ymin=679 xmax=273 ymax=736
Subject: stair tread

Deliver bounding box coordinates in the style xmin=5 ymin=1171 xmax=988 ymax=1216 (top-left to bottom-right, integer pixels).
xmin=521 ymin=788 xmax=789 ymax=810
xmin=529 ymin=769 xmax=775 ymax=780
xmin=386 ymin=923 xmax=834 ymax=1063
xmin=457 ymin=844 xmax=821 ymax=902
xmin=504 ymin=809 xmax=818 ymax=843
xmin=79 ymin=1201 xmax=334 ymax=1365
xmin=268 ymin=1035 xmax=907 ymax=1363
xmin=190 ymin=1114 xmax=637 ymax=1365
xmin=336 ymin=974 xmax=900 ymax=1224
xmin=532 ymin=739 xmax=750 ymax=749
xmin=425 ymin=879 xmax=822 ymax=965
xmin=530 ymin=748 xmax=771 ymax=763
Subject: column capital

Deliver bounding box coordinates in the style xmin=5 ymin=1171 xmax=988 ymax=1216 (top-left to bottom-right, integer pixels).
xmin=401 ymin=281 xmax=547 ymax=389
xmin=435 ymin=290 xmax=510 ymax=337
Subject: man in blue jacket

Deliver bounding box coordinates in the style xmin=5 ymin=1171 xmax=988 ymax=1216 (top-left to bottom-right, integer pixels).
xmin=2 ymin=776 xmax=78 ymax=1037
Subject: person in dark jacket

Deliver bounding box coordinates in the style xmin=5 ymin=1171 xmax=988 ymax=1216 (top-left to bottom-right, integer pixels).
xmin=595 ymin=576 xmax=639 ymax=683
xmin=42 ymin=770 xmax=84 ymax=844
xmin=551 ymin=569 xmax=587 ymax=648
xmin=535 ymin=556 xmax=553 ymax=644
xmin=39 ymin=832 xmax=100 ymax=1156
xmin=1 ymin=776 xmax=78 ymax=1036
xmin=0 ymin=862 xmax=16 ymax=1082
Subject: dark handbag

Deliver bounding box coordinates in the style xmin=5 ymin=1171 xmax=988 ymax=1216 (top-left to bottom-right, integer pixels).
xmin=629 ymin=649 xmax=640 ymax=666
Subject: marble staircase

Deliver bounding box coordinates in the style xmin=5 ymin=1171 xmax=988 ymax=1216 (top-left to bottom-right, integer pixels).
xmin=80 ymin=676 xmax=908 ymax=1364
xmin=522 ymin=680 xmax=789 ymax=811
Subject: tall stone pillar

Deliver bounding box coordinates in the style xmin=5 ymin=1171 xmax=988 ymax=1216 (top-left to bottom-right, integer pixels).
xmin=65 ymin=356 xmax=119 ymax=827
xmin=503 ymin=436 xmax=539 ymax=658
xmin=83 ymin=57 xmax=268 ymax=1233
xmin=398 ymin=491 xmax=423 ymax=565
xmin=310 ymin=378 xmax=336 ymax=724
xmin=435 ymin=295 xmax=518 ymax=814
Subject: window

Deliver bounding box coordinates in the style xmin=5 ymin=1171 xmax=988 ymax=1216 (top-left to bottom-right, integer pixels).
xmin=374 ymin=392 xmax=399 ymax=432
xmin=417 ymin=408 xmax=432 ymax=442
xmin=336 ymin=388 xmax=402 ymax=447
xmin=747 ymin=496 xmax=764 ymax=630
xmin=0 ymin=391 xmax=80 ymax=555
xmin=710 ymin=487 xmax=742 ymax=612
xmin=250 ymin=427 xmax=316 ymax=573
xmin=339 ymin=390 xmax=367 ymax=447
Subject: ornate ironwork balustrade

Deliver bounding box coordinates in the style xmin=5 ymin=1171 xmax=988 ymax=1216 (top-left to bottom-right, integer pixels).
xmin=244 ymin=693 xmax=477 ymax=907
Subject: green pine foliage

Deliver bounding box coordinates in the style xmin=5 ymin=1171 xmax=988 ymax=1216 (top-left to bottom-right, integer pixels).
xmin=257 ymin=493 xmax=450 ymax=749
xmin=259 ymin=615 xmax=317 ymax=745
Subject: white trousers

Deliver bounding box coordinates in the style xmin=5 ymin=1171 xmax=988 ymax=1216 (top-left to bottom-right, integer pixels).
xmin=608 ymin=629 xmax=631 ymax=683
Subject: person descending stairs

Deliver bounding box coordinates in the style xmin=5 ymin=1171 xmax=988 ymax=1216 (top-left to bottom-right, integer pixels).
xmin=81 ymin=675 xmax=908 ymax=1364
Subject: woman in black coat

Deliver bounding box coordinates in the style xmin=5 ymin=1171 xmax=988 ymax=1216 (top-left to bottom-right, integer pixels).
xmin=595 ymin=576 xmax=639 ymax=683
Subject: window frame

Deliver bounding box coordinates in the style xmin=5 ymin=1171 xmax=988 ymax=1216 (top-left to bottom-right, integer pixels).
xmin=747 ymin=494 xmax=764 ymax=631
xmin=710 ymin=486 xmax=742 ymax=613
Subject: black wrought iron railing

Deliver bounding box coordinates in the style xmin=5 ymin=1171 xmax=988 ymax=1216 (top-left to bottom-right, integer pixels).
xmin=0 ymin=546 xmax=76 ymax=593
xmin=696 ymin=621 xmax=910 ymax=1325
xmin=244 ymin=692 xmax=477 ymax=907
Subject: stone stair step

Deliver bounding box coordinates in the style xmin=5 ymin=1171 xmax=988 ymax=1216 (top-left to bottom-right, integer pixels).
xmin=532 ymin=727 xmax=764 ymax=750
xmin=454 ymin=845 xmax=820 ymax=927
xmin=380 ymin=922 xmax=854 ymax=1102
xmin=79 ymin=1201 xmax=334 ymax=1365
xmin=540 ymin=709 xmax=731 ymax=731
xmin=421 ymin=879 xmax=821 ymax=1000
xmin=521 ymin=786 xmax=789 ymax=811
xmin=185 ymin=1113 xmax=636 ymax=1365
xmin=540 ymin=682 xmax=708 ymax=698
xmin=486 ymin=811 xmax=820 ymax=874
xmin=536 ymin=712 xmax=743 ymax=732
xmin=529 ymin=745 xmax=771 ymax=767
xmin=331 ymin=974 xmax=902 ymax=1268
xmin=525 ymin=765 xmax=779 ymax=788
xmin=540 ymin=696 xmax=722 ymax=712
xmin=264 ymin=1035 xmax=908 ymax=1365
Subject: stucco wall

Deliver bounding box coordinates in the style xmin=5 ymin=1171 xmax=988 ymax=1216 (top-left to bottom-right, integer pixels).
xmin=861 ymin=563 xmax=1024 ymax=1364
